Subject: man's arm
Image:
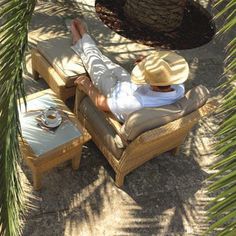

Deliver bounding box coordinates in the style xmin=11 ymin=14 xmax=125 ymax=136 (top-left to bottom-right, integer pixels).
xmin=75 ymin=76 xmax=110 ymax=112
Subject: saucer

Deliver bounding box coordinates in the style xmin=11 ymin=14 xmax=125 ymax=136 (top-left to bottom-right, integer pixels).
xmin=41 ymin=116 xmax=62 ymax=128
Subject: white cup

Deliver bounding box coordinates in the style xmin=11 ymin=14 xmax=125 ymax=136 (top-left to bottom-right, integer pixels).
xmin=43 ymin=109 xmax=59 ymax=124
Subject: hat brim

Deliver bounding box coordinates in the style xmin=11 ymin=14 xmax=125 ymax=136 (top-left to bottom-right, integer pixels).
xmin=131 ymin=51 xmax=189 ymax=86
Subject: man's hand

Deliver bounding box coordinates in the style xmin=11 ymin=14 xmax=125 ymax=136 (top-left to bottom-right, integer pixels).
xmin=74 ymin=75 xmax=110 ymax=112
xmin=74 ymin=75 xmax=91 ymax=94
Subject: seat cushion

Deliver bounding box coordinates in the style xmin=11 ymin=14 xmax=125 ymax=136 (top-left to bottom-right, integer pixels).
xmin=79 ymin=97 xmax=124 ymax=160
xmin=121 ymin=85 xmax=210 ymax=141
xmin=37 ymin=36 xmax=86 ymax=87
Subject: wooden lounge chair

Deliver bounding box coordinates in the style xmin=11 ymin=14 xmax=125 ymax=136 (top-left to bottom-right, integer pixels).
xmin=74 ymin=77 xmax=217 ymax=187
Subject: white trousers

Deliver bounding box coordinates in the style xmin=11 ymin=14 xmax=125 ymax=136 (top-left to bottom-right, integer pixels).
xmin=72 ymin=34 xmax=131 ymax=96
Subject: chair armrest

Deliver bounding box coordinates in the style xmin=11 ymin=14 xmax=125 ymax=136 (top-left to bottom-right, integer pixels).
xmin=75 ymin=83 xmax=129 ymax=147
xmin=104 ymin=112 xmax=129 ymax=147
xmin=74 ymin=75 xmax=91 ymax=112
xmin=74 ymin=86 xmax=86 ymax=115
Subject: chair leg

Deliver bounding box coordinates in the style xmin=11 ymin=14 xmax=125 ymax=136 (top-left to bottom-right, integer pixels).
xmin=32 ymin=169 xmax=42 ymax=190
xmin=32 ymin=69 xmax=39 ymax=80
xmin=171 ymin=146 xmax=180 ymax=156
xmin=72 ymin=147 xmax=82 ymax=170
xmin=58 ymin=94 xmax=67 ymax=103
xmin=115 ymin=172 xmax=125 ymax=187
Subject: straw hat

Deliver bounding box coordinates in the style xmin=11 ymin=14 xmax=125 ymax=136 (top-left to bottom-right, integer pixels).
xmin=131 ymin=51 xmax=189 ymax=86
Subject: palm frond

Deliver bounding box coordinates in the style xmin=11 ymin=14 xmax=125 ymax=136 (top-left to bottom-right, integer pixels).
xmin=207 ymin=0 xmax=236 ymax=235
xmin=0 ymin=1 xmax=36 ymax=235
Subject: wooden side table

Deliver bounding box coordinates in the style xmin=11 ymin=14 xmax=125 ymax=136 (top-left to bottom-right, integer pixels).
xmin=19 ymin=89 xmax=91 ymax=190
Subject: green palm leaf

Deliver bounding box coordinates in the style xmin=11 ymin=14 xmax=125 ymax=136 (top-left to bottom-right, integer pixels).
xmin=0 ymin=1 xmax=36 ymax=235
xmin=207 ymin=0 xmax=236 ymax=235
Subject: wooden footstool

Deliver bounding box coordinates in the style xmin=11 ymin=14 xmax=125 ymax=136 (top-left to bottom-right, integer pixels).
xmin=31 ymin=37 xmax=86 ymax=101
xmin=19 ymin=89 xmax=91 ymax=190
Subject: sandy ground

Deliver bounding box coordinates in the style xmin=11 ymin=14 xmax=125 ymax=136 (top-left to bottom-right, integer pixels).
xmin=20 ymin=1 xmax=233 ymax=235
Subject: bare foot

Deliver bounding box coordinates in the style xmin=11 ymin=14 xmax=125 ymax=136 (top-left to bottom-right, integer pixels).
xmin=71 ymin=20 xmax=81 ymax=45
xmin=74 ymin=19 xmax=87 ymax=36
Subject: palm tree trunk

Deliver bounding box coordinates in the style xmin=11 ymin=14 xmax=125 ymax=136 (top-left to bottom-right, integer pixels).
xmin=124 ymin=0 xmax=187 ymax=32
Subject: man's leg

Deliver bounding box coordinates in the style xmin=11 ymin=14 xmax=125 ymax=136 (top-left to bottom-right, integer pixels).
xmin=80 ymin=34 xmax=120 ymax=95
xmin=71 ymin=20 xmax=118 ymax=96
xmin=72 ymin=20 xmax=132 ymax=94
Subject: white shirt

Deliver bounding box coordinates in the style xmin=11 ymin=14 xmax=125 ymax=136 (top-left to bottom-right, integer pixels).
xmin=107 ymin=83 xmax=185 ymax=121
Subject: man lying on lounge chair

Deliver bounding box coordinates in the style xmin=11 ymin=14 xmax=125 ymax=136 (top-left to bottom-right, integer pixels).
xmin=70 ymin=19 xmax=189 ymax=122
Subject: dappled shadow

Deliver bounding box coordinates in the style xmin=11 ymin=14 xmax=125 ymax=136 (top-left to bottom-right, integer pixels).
xmin=24 ymin=1 xmax=82 ymax=95
xmin=114 ymin=97 xmax=219 ymax=235
xmin=21 ymin=125 xmax=215 ymax=235
xmin=95 ymin=0 xmax=216 ymax=50
xmin=23 ymin=1 xmax=114 ymax=112
xmin=120 ymin=157 xmax=209 ymax=235
xmin=21 ymin=0 xmax=229 ymax=235
xmin=21 ymin=141 xmax=114 ymax=236
xmin=28 ymin=2 xmax=81 ymax=47
xmin=186 ymin=0 xmax=214 ymax=12
xmin=75 ymin=0 xmax=158 ymax=71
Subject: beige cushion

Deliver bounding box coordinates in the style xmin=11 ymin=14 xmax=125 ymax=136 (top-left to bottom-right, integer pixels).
xmin=37 ymin=36 xmax=86 ymax=87
xmin=121 ymin=85 xmax=210 ymax=141
xmin=79 ymin=97 xmax=124 ymax=160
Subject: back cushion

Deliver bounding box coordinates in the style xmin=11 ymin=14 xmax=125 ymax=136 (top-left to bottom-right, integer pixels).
xmin=120 ymin=85 xmax=210 ymax=141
